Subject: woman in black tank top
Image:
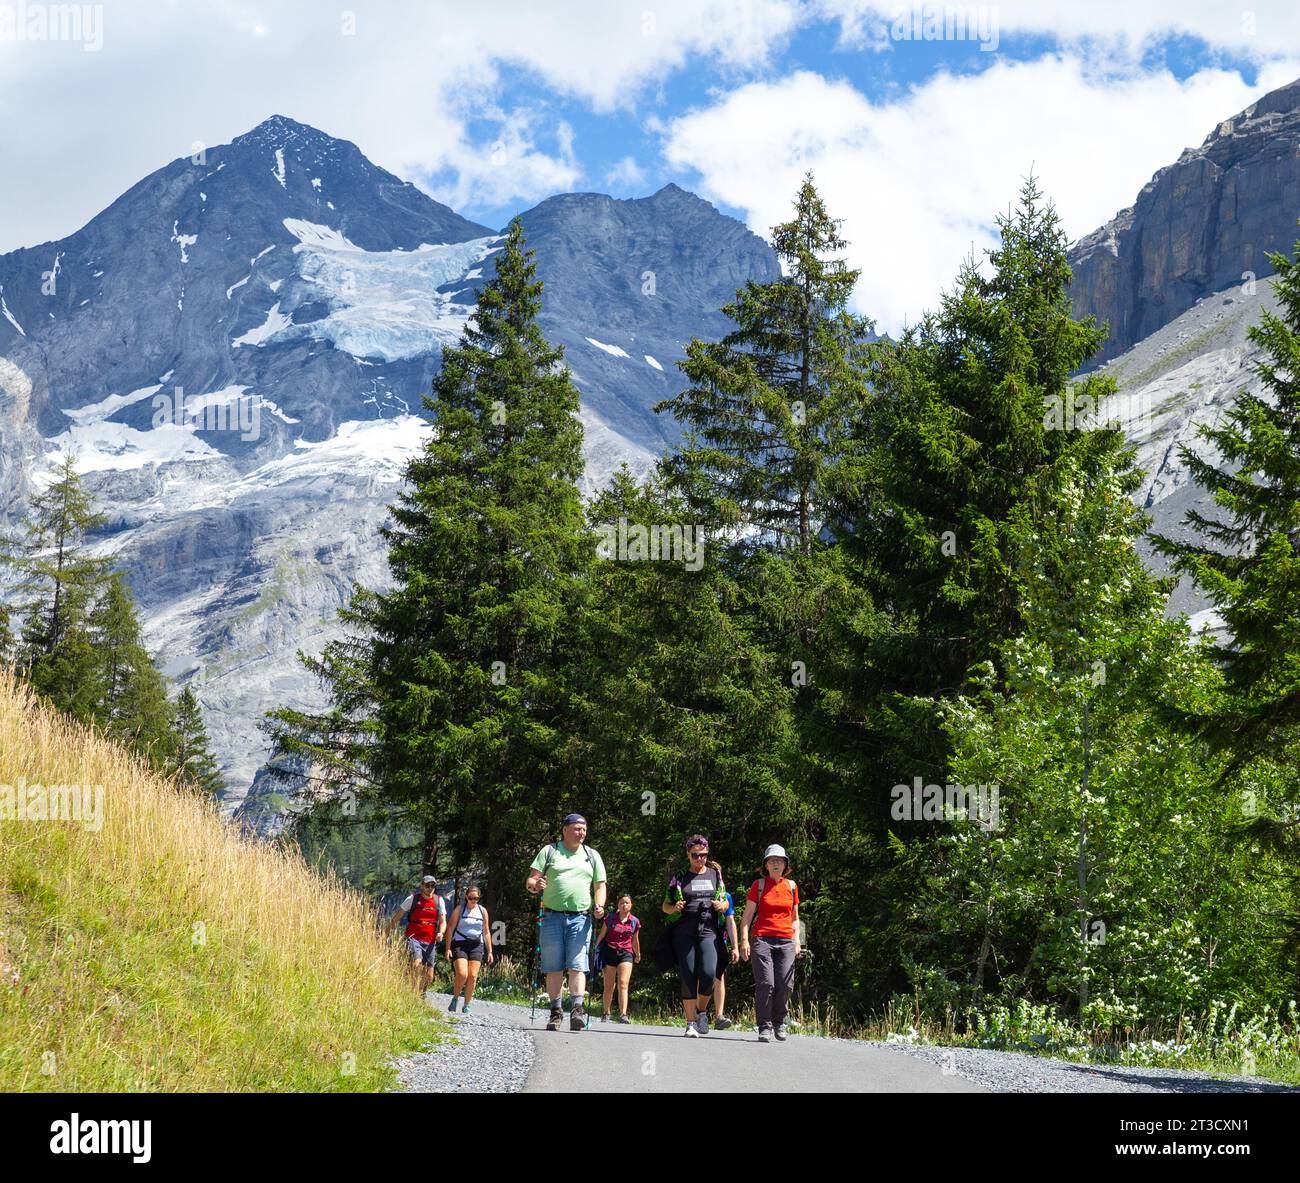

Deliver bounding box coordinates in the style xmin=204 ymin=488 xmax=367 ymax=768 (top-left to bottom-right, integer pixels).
xmin=661 ymin=835 xmax=728 ymax=1037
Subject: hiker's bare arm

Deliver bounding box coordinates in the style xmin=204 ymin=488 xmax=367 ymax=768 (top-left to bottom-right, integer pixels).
xmin=526 ymin=869 xmax=545 ymax=893
xmin=594 ymin=881 xmax=607 ymax=913
xmin=445 ymin=907 xmax=461 ymax=952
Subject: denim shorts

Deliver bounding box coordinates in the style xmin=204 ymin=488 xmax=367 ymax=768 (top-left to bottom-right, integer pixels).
xmin=539 ymin=909 xmax=591 ymax=973
xmin=406 ymin=937 xmax=438 ymax=967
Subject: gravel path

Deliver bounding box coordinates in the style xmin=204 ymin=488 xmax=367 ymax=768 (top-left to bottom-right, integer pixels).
xmin=394 ymin=993 xmax=533 ymax=1093
xmin=394 ymin=994 xmax=1298 ymax=1094
xmin=872 ymin=1042 xmax=1299 ymax=1094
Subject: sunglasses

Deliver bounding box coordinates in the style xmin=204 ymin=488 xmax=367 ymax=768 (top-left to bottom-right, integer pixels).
xmin=689 ymin=849 xmax=709 ymax=857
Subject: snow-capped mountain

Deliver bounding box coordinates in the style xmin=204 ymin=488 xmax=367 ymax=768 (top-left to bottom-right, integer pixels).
xmin=0 ymin=116 xmax=779 ymax=800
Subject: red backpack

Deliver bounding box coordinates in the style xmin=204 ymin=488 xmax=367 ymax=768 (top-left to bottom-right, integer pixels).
xmin=405 ymin=892 xmax=444 ymax=941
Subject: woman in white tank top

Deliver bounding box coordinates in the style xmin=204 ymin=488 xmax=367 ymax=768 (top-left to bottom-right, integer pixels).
xmin=445 ymin=888 xmax=493 ymax=1014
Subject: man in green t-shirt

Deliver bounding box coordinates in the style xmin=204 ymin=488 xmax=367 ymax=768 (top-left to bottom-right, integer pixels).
xmin=525 ymin=813 xmax=607 ymax=1031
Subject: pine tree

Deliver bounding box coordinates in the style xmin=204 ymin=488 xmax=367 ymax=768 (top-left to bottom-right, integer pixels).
xmin=1153 ymin=241 xmax=1300 ymax=801
xmin=657 ymin=174 xmax=874 ymax=555
xmin=5 ymin=454 xmax=109 ymax=660
xmin=89 ymin=572 xmax=176 ymax=764
xmin=0 ymin=603 xmax=13 ymax=666
xmin=171 ymin=685 xmax=225 ymax=798
xmin=270 ymin=218 xmax=594 ymax=928
xmin=839 ymin=175 xmax=1133 ymax=772
xmin=2 ymin=455 xmax=108 ymax=723
xmin=578 ymin=467 xmax=805 ymax=906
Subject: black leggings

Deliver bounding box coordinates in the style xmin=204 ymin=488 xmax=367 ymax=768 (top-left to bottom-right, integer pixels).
xmin=672 ymin=920 xmax=719 ymax=1000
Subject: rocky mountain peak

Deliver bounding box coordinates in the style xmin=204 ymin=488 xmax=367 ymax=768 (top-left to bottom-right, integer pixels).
xmin=1070 ymin=74 xmax=1300 ymax=365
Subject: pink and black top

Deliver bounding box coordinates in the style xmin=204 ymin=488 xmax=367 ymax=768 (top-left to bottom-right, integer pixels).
xmin=602 ymin=912 xmax=640 ymax=952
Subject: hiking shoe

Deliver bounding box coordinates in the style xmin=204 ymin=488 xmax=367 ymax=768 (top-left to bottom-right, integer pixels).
xmin=714 ymin=1015 xmax=733 ymax=1030
xmin=447 ymin=996 xmax=459 ymax=1012
xmin=695 ymin=1013 xmax=709 ymax=1035
xmin=774 ymin=1024 xmax=787 ymax=1042
xmin=684 ymin=1023 xmax=700 ymax=1037
xmin=758 ymin=1026 xmax=773 ymax=1043
xmin=618 ymin=1013 xmax=631 ymax=1024
xmin=546 ymin=1003 xmax=563 ymax=1031
xmin=461 ymin=1004 xmax=471 ymax=1015
xmin=600 ymin=1011 xmax=610 ymax=1023
xmin=570 ymin=1004 xmax=586 ymax=1031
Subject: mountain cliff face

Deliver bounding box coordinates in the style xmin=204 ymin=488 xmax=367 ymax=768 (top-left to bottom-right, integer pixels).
xmin=1069 ymin=78 xmax=1300 ymax=365
xmin=0 ymin=117 xmax=779 ymax=801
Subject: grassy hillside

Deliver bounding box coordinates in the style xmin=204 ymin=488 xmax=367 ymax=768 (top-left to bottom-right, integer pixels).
xmin=0 ymin=672 xmax=439 ymax=1091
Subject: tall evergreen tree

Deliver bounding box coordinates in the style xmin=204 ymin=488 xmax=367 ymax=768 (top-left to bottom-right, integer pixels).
xmin=5 ymin=454 xmax=108 ymax=660
xmin=270 ymin=218 xmax=594 ymax=929
xmin=3 ymin=456 xmax=107 ymax=723
xmin=1153 ymin=240 xmax=1300 ymax=809
xmin=837 ymin=175 xmax=1131 ymax=777
xmin=0 ymin=603 xmax=13 ymax=667
xmin=90 ymin=572 xmax=175 ymax=761
xmin=657 ymin=174 xmax=874 ymax=555
xmin=171 ymin=685 xmax=225 ymax=798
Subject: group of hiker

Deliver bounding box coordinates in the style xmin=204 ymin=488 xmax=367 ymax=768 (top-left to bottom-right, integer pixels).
xmin=391 ymin=812 xmax=803 ymax=1042
xmin=386 ymin=877 xmax=495 ymax=1012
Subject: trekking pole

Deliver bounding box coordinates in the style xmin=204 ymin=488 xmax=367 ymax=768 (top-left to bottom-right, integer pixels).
xmin=583 ymin=904 xmax=596 ymax=1031
xmin=529 ymin=893 xmax=545 ymax=1026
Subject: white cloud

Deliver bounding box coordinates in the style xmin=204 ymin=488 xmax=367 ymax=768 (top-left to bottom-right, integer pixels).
xmin=662 ymin=57 xmax=1300 ymax=334
xmin=0 ymin=0 xmax=803 ymax=252
xmin=427 ymin=107 xmax=582 ymax=214
xmin=605 ymin=156 xmax=648 ymax=190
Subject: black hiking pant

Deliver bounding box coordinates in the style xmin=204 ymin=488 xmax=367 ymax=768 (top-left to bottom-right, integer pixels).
xmin=673 ymin=917 xmax=720 ymax=1000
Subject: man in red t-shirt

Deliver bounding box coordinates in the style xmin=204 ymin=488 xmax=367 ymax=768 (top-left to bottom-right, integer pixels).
xmin=739 ymin=844 xmax=802 ymax=1042
xmin=387 ymin=875 xmax=448 ymax=994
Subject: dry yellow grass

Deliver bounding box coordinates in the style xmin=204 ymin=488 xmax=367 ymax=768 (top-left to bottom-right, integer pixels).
xmin=0 ymin=670 xmax=440 ymax=1091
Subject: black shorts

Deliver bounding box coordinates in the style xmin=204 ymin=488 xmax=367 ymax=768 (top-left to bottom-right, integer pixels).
xmin=600 ymin=944 xmax=634 ymax=966
xmin=451 ymin=938 xmax=486 ymax=962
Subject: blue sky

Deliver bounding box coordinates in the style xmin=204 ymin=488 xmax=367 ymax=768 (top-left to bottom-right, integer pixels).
xmin=3 ymin=1 xmax=1300 ymax=330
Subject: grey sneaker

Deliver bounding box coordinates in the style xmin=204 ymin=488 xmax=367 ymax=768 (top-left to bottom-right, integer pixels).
xmin=570 ymin=1003 xmax=586 ymax=1031
xmin=695 ymin=1013 xmax=709 ymax=1035
xmin=546 ymin=1002 xmax=563 ymax=1031
xmin=774 ymin=1024 xmax=787 ymax=1042
xmin=684 ymin=1023 xmax=700 ymax=1037
xmin=758 ymin=1026 xmax=773 ymax=1043
xmin=714 ymin=1015 xmax=733 ymax=1030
